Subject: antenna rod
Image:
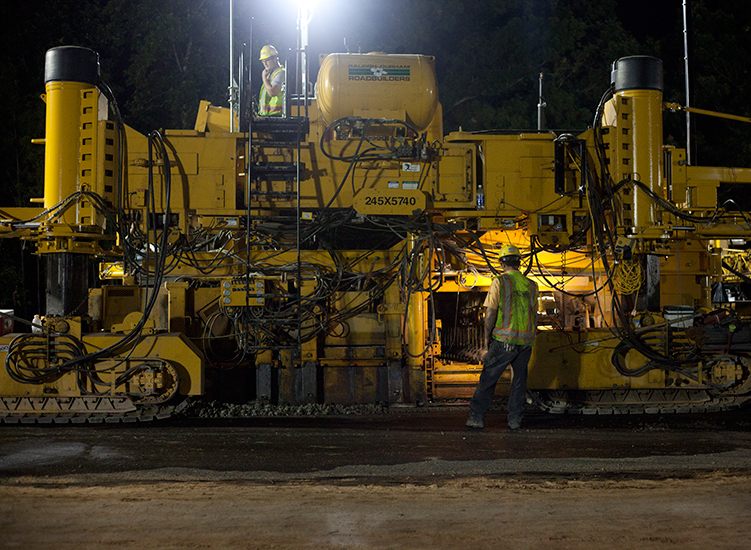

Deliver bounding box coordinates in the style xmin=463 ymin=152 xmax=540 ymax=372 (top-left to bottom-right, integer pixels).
xmin=297 ymin=5 xmax=312 ymax=96
xmin=537 ymin=73 xmax=546 ymax=131
xmin=683 ymin=0 xmax=691 ymax=164
xmin=229 ymin=0 xmax=237 ymax=132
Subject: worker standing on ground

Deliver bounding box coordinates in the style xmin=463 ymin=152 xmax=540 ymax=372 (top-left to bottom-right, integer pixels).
xmin=467 ymin=244 xmax=538 ymax=430
xmin=258 ymin=45 xmax=285 ymax=116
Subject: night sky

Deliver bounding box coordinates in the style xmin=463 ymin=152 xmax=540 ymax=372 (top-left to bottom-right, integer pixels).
xmin=0 ymin=0 xmax=749 ymax=163
xmin=254 ymin=0 xmax=686 ymax=68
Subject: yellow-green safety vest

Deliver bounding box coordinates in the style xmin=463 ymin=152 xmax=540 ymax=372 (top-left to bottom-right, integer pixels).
xmin=492 ymin=271 xmax=538 ymax=346
xmin=259 ymin=67 xmax=284 ymax=116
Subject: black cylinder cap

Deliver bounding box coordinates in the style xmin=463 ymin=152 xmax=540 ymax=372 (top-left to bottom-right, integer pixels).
xmin=611 ymin=56 xmax=663 ymax=92
xmin=45 ymin=46 xmax=99 ymax=85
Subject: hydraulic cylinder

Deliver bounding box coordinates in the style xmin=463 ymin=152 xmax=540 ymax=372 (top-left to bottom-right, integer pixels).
xmin=612 ymin=56 xmax=664 ymax=231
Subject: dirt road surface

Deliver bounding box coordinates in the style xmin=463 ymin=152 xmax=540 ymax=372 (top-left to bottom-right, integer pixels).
xmin=2 ymin=408 xmax=751 ymax=549
xmin=3 ymin=474 xmax=751 ymax=549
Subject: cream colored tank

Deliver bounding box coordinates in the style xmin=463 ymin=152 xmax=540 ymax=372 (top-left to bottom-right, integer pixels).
xmin=315 ymin=53 xmax=439 ymax=132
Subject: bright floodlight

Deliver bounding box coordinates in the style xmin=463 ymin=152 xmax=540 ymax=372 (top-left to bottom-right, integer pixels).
xmin=295 ymin=0 xmax=317 ymax=13
xmin=296 ymin=0 xmax=315 ymax=94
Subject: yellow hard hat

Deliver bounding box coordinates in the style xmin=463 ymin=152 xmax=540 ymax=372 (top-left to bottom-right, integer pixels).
xmin=259 ymin=45 xmax=279 ymax=61
xmin=499 ymin=244 xmax=521 ymax=259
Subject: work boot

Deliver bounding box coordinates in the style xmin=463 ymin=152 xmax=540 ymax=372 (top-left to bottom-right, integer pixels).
xmin=508 ymin=418 xmax=521 ymax=430
xmin=466 ymin=416 xmax=484 ymax=429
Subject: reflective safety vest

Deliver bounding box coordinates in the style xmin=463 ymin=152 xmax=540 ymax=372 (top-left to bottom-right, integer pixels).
xmin=492 ymin=271 xmax=538 ymax=346
xmin=259 ymin=67 xmax=284 ymax=116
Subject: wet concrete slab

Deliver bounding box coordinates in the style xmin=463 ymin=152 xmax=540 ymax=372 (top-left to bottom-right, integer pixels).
xmin=1 ymin=408 xmax=751 ymax=482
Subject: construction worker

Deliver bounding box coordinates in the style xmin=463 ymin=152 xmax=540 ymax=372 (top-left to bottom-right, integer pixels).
xmin=258 ymin=45 xmax=285 ymax=116
xmin=466 ymin=244 xmax=538 ymax=430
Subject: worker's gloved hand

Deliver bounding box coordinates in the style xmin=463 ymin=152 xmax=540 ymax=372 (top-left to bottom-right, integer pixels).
xmin=473 ymin=342 xmax=490 ymax=363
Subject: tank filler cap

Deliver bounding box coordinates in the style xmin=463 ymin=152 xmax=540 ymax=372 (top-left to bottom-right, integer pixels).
xmin=44 ymin=46 xmax=100 ymax=85
xmin=611 ymin=56 xmax=663 ymax=93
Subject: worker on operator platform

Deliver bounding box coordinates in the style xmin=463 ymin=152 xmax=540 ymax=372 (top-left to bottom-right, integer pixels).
xmin=466 ymin=244 xmax=538 ymax=430
xmin=258 ymin=45 xmax=285 ymax=116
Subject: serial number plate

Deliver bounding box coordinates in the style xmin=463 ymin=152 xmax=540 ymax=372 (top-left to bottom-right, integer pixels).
xmin=365 ymin=195 xmax=418 ymax=206
xmin=353 ymin=189 xmax=426 ymax=215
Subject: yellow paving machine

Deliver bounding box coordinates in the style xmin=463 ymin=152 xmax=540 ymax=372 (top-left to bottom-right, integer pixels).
xmin=1 ymin=44 xmax=751 ymax=422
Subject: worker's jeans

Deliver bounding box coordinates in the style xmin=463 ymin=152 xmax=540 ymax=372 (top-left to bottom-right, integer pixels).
xmin=469 ymin=340 xmax=532 ymax=425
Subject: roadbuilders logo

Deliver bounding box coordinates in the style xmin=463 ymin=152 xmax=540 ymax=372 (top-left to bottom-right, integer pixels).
xmin=348 ymin=65 xmax=411 ymax=82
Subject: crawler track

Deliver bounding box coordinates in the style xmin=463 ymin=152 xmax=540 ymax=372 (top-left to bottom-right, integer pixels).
xmin=531 ymin=389 xmax=751 ymax=414
xmin=0 ymin=396 xmax=188 ymax=424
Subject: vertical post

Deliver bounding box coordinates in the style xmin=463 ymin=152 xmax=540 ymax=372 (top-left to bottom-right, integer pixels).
xmin=304 ymin=45 xmax=309 ymax=118
xmin=43 ymin=47 xmax=99 ymax=316
xmin=245 ymin=18 xmax=254 ymax=309
xmin=683 ymin=0 xmax=691 ymax=165
xmin=229 ymin=0 xmax=236 ymax=132
xmin=298 ymin=5 xmax=311 ymax=97
xmin=537 ymin=73 xmax=546 ymax=131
